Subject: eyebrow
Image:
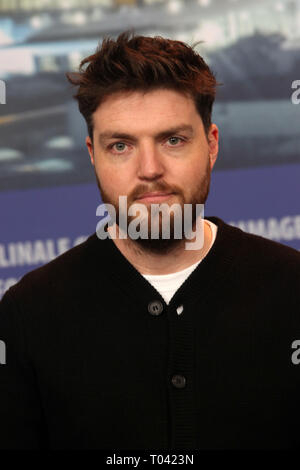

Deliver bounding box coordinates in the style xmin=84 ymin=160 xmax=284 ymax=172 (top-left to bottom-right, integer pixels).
xmin=98 ymin=124 xmax=194 ymax=144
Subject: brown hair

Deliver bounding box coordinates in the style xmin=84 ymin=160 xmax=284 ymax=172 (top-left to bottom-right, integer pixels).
xmin=66 ymin=30 xmax=218 ymax=144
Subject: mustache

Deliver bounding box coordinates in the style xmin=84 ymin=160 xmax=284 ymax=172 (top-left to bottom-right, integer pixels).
xmin=132 ymin=183 xmax=179 ymax=201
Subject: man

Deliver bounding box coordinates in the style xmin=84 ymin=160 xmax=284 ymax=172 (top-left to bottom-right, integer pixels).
xmin=0 ymin=31 xmax=299 ymax=450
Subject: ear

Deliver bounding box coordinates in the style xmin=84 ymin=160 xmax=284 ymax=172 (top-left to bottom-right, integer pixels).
xmin=207 ymin=123 xmax=219 ymax=170
xmin=86 ymin=136 xmax=95 ymax=166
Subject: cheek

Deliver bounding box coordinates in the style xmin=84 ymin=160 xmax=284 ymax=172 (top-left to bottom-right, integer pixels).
xmin=182 ymin=167 xmax=200 ymax=187
xmin=181 ymin=162 xmax=207 ymax=191
xmin=100 ymin=171 xmax=126 ymax=197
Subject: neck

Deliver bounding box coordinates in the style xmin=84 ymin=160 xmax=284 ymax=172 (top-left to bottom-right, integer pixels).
xmin=107 ymin=219 xmax=212 ymax=275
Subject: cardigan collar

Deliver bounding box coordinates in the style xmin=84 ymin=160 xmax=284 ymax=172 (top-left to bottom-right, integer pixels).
xmin=88 ymin=216 xmax=241 ymax=310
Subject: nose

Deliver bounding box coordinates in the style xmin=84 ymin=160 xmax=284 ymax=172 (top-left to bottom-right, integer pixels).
xmin=136 ymin=141 xmax=165 ymax=181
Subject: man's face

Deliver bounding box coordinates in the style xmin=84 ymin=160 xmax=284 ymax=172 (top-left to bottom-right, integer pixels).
xmin=86 ymin=88 xmax=219 ymax=253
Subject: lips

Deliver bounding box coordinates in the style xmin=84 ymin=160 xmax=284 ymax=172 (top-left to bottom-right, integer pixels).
xmin=136 ymin=192 xmax=175 ymax=203
xmin=137 ymin=192 xmax=173 ymax=199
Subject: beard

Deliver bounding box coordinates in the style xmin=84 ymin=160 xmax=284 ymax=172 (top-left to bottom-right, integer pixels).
xmin=95 ymin=156 xmax=211 ymax=255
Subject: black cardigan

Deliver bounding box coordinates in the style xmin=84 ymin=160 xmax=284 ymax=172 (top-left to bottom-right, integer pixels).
xmin=0 ymin=216 xmax=299 ymax=449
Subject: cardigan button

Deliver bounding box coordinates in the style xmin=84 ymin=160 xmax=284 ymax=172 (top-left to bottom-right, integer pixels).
xmin=171 ymin=374 xmax=186 ymax=389
xmin=148 ymin=300 xmax=164 ymax=316
xmin=176 ymin=304 xmax=184 ymax=315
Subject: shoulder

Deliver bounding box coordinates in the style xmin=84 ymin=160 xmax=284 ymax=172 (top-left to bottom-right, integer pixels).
xmin=2 ymin=232 xmax=104 ymax=303
xmin=208 ymin=216 xmax=300 ymax=280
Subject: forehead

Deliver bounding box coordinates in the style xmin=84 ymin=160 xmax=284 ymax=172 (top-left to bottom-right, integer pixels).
xmin=93 ymin=88 xmax=198 ymax=128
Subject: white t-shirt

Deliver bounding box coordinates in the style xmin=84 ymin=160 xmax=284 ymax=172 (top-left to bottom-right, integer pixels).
xmin=142 ymin=219 xmax=218 ymax=304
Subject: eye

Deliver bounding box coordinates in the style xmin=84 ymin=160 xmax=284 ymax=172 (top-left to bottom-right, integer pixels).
xmin=109 ymin=142 xmax=128 ymax=153
xmin=167 ymin=136 xmax=184 ymax=146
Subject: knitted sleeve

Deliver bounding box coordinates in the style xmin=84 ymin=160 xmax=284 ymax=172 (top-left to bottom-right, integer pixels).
xmin=0 ymin=289 xmax=47 ymax=449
